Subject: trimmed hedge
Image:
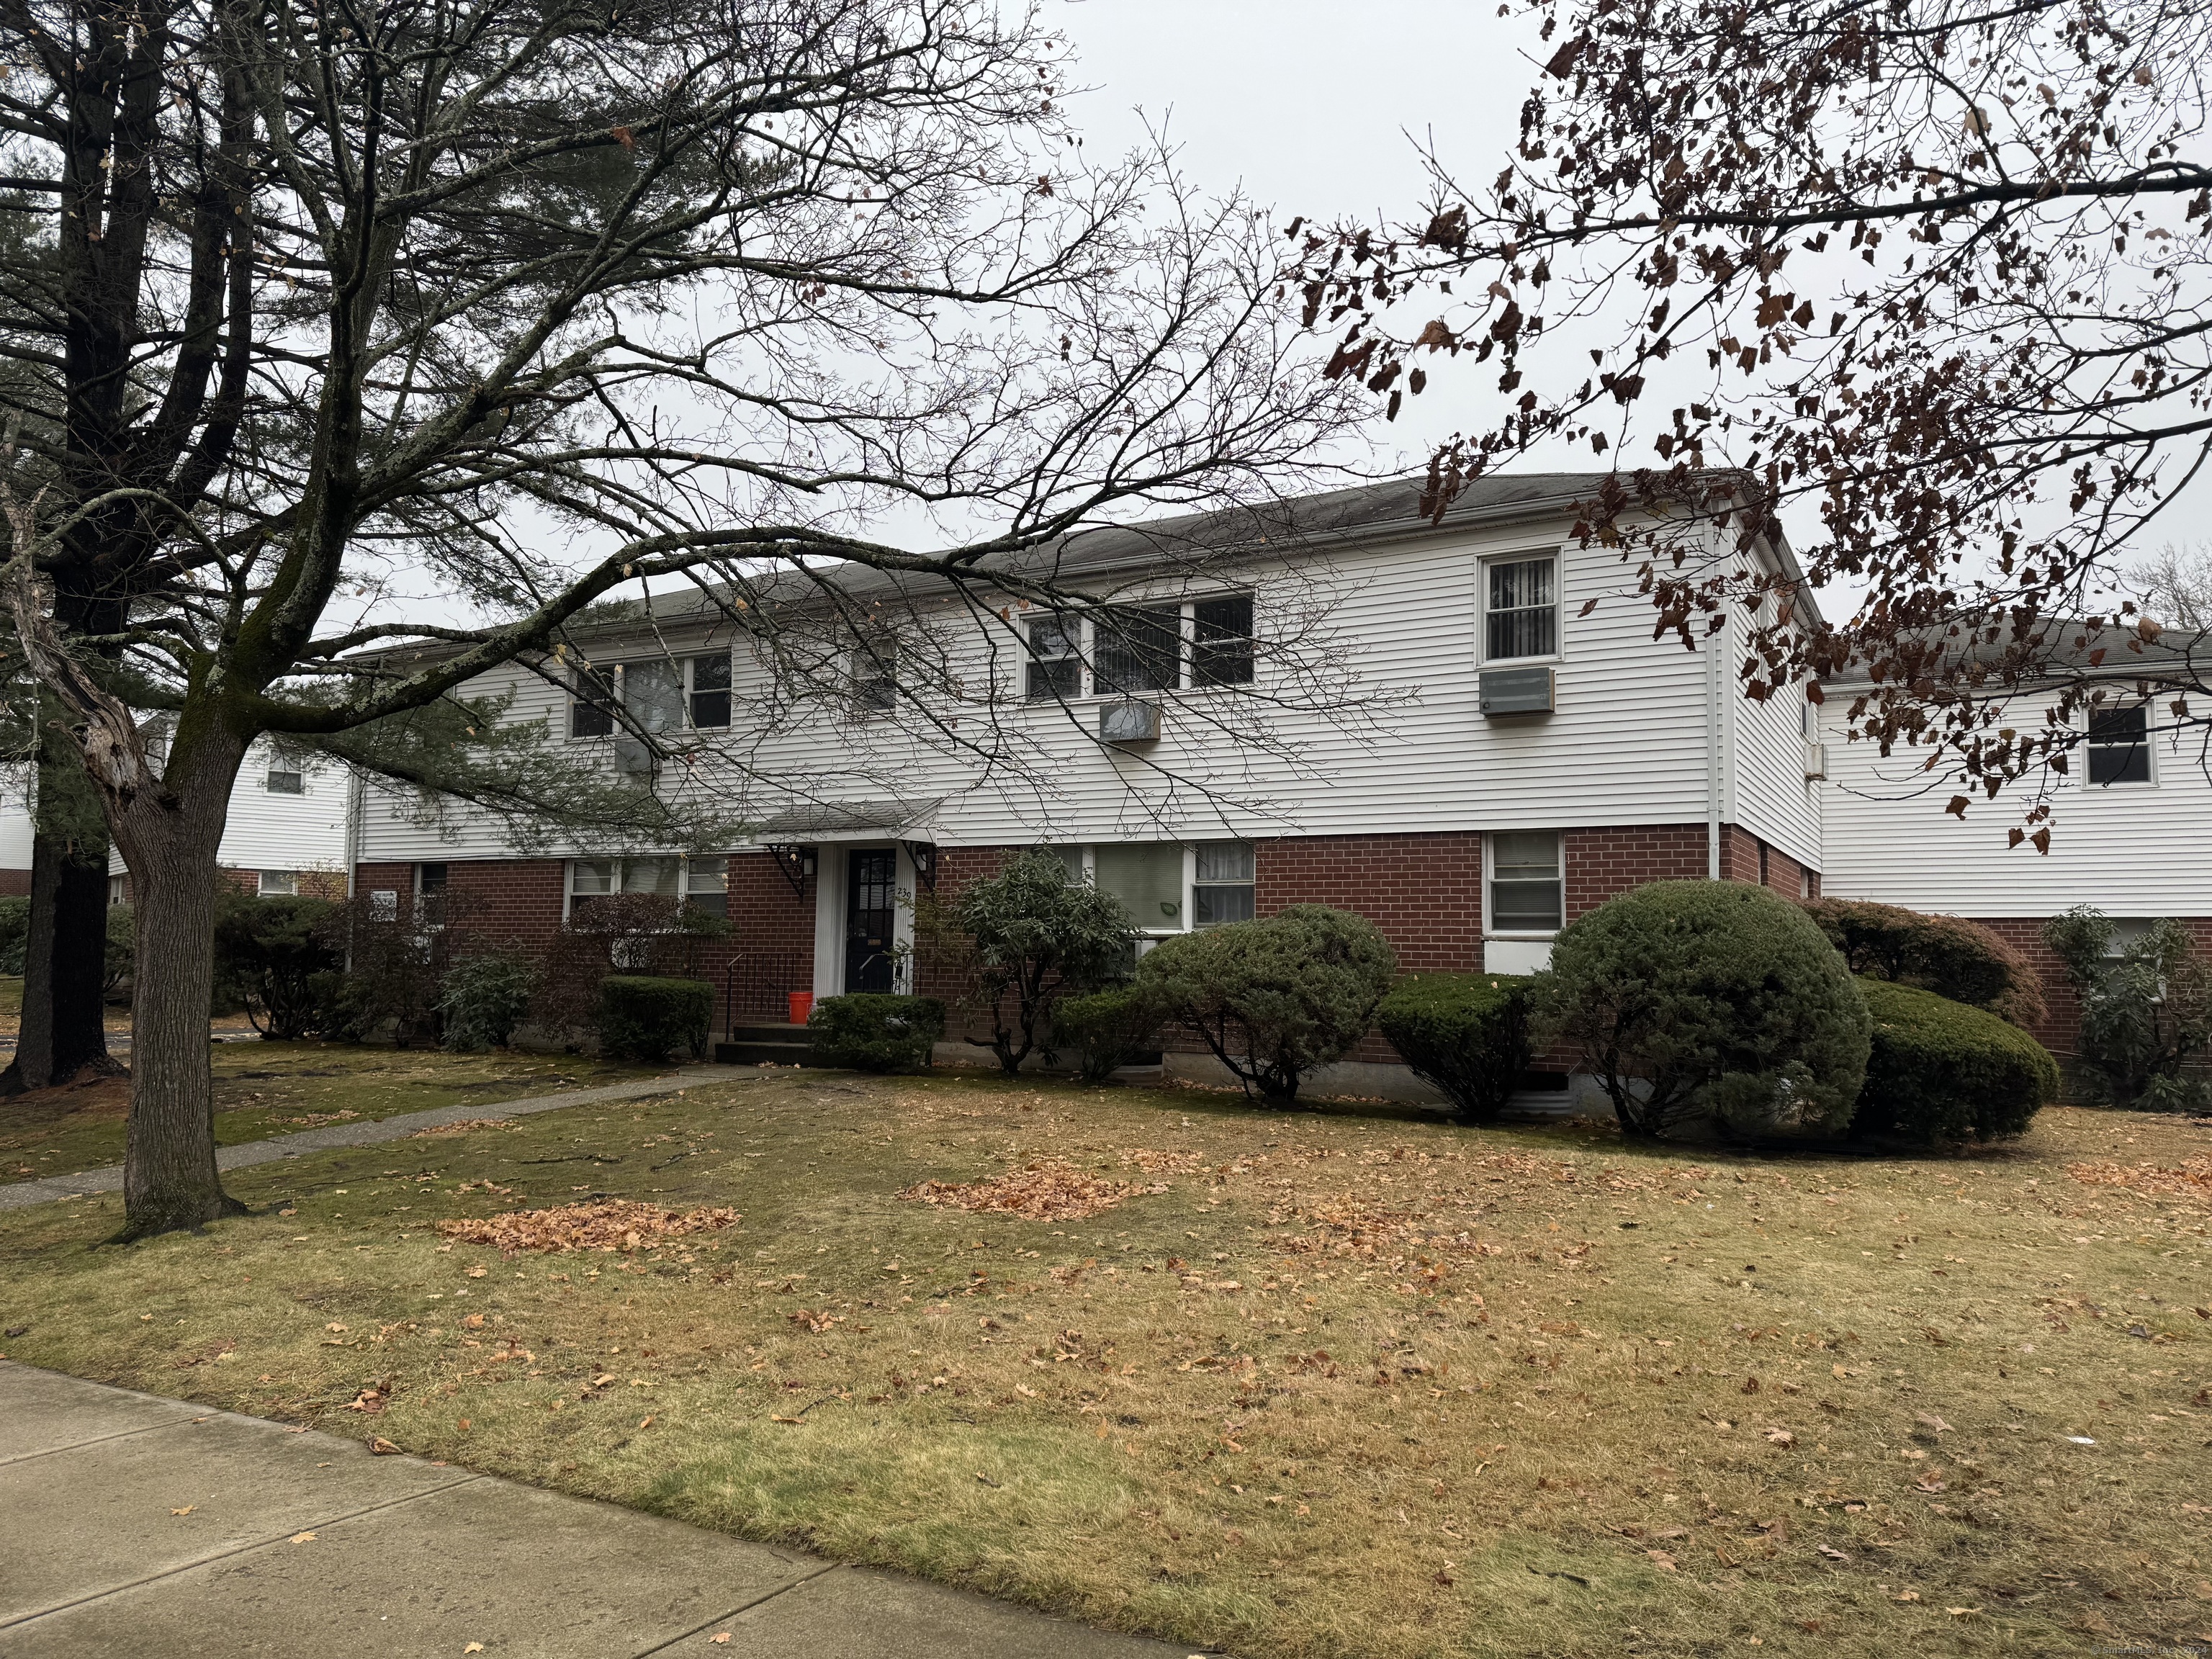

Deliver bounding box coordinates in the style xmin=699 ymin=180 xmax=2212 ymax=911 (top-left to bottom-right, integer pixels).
xmin=810 ymin=993 xmax=946 ymax=1073
xmin=1540 ymin=879 xmax=1871 ymax=1141
xmin=1138 ymin=904 xmax=1397 ymax=1107
xmin=598 ymin=975 xmax=712 ymax=1063
xmin=1852 ymin=977 xmax=2059 ymax=1142
xmin=1376 ymin=973 xmax=1534 ymax=1124
xmin=1802 ymin=897 xmax=2046 ymax=1029
xmin=1053 ymin=980 xmax=1172 ymax=1084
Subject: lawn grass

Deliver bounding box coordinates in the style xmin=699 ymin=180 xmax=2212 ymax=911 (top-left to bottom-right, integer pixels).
xmin=0 ymin=1040 xmax=658 ymax=1182
xmin=0 ymin=1065 xmax=2206 ymax=1658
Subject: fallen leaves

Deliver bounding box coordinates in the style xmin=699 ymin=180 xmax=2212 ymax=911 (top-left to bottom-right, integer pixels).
xmin=289 ymin=1531 xmax=317 ymax=1545
xmin=411 ymin=1118 xmax=520 ymax=1139
xmin=369 ymin=1437 xmax=402 ymax=1455
xmin=170 ymin=1505 xmax=195 ymax=1516
xmin=901 ymin=1159 xmax=1167 ymax=1222
xmin=1764 ymin=1427 xmax=1795 ymax=1447
xmin=437 ymin=1200 xmax=738 ymax=1254
xmin=2065 ymin=1157 xmax=2212 ymax=1206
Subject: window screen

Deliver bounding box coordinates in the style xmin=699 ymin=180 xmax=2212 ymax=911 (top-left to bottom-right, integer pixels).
xmin=623 ymin=660 xmax=683 ymax=734
xmin=258 ymin=871 xmax=297 ymax=897
xmin=2086 ymin=703 xmax=2150 ymax=786
xmin=1489 ymin=831 xmax=1563 ymax=931
xmin=690 ymin=654 xmax=732 ymax=728
xmin=1025 ymin=616 xmax=1082 ymax=701
xmin=1094 ymin=606 xmax=1181 ymax=694
xmin=1094 ymin=843 xmax=1184 ymax=929
xmin=266 ymin=765 xmax=304 ymax=794
xmin=1485 ymin=557 xmax=1557 ymax=660
xmin=851 ymin=637 xmax=897 ymax=712
xmin=624 ymin=855 xmax=681 ymax=898
xmin=1192 ymin=841 xmax=1255 ymax=926
xmin=1193 ymin=594 xmax=1255 ymax=686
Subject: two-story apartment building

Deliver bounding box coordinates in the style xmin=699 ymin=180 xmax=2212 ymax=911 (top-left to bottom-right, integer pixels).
xmin=336 ymin=469 xmax=2210 ymax=1099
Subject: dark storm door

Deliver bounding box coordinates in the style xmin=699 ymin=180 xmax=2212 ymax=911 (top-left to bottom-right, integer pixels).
xmin=844 ymin=848 xmax=896 ymax=993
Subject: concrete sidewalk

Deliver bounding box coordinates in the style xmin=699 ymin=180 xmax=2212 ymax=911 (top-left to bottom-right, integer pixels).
xmin=0 ymin=1064 xmax=732 ymax=1213
xmin=0 ymin=1362 xmax=1201 ymax=1658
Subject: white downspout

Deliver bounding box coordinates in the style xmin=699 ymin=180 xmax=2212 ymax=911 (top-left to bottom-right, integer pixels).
xmin=1706 ymin=615 xmax=1723 ymax=881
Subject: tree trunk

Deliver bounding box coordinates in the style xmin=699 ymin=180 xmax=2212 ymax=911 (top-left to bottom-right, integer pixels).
xmin=112 ymin=737 xmax=245 ymax=1238
xmin=2 ymin=727 xmax=119 ymax=1094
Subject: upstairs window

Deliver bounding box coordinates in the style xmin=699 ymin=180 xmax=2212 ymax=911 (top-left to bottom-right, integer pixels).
xmin=1094 ymin=606 xmax=1181 ymax=695
xmin=1025 ymin=616 xmax=1082 ymax=701
xmin=1192 ymin=594 xmax=1256 ymax=687
xmin=572 ymin=656 xmax=731 ymax=739
xmin=1489 ymin=831 xmax=1563 ymax=932
xmin=689 ymin=653 xmax=732 ymax=729
xmin=1485 ymin=555 xmax=1558 ymax=661
xmin=850 ymin=634 xmax=897 ymax=714
xmin=1192 ymin=842 xmax=1255 ymax=926
xmin=2087 ymin=702 xmax=2152 ymax=786
xmin=265 ymin=763 xmax=304 ymax=795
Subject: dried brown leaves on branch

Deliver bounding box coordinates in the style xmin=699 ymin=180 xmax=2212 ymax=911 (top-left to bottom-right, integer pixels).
xmin=1302 ymin=0 xmax=2212 ymax=838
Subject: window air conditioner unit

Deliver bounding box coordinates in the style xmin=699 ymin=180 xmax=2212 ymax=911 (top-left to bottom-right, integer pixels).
xmin=611 ymin=736 xmax=659 ymax=781
xmin=1479 ymin=665 xmax=1554 ymax=716
xmin=1098 ymin=698 xmax=1161 ymax=744
xmin=1804 ymin=742 xmax=1827 ymax=781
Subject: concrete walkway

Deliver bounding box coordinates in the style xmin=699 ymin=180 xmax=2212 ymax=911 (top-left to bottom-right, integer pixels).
xmin=0 ymin=1362 xmax=1201 ymax=1657
xmin=0 ymin=1064 xmax=733 ymax=1213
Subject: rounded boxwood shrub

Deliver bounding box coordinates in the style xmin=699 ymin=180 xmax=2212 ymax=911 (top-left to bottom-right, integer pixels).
xmin=1539 ymin=880 xmax=1871 ymax=1141
xmin=1802 ymin=897 xmax=2045 ymax=1029
xmin=598 ymin=975 xmax=712 ymax=1063
xmin=1138 ymin=904 xmax=1396 ymax=1107
xmin=1053 ymin=980 xmax=1172 ymax=1084
xmin=1376 ymin=972 xmax=1534 ymax=1124
xmin=1851 ymin=977 xmax=2059 ymax=1143
xmin=809 ymin=993 xmax=946 ymax=1072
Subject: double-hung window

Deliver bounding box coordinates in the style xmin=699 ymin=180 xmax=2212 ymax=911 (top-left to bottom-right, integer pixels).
xmin=1094 ymin=606 xmax=1182 ymax=695
xmin=265 ymin=763 xmax=304 ymax=794
xmin=1025 ymin=616 xmax=1083 ymax=702
xmin=686 ymin=855 xmax=729 ymax=918
xmin=1488 ymin=832 xmax=1563 ymax=932
xmin=850 ymin=634 xmax=897 ymax=713
xmin=1192 ymin=842 xmax=1255 ymax=926
xmin=2086 ymin=701 xmax=2152 ymax=786
xmin=1484 ymin=556 xmax=1558 ymax=661
xmin=569 ymin=854 xmax=727 ymax=922
xmin=1192 ymin=595 xmax=1256 ymax=686
xmin=570 ymin=655 xmax=732 ymax=739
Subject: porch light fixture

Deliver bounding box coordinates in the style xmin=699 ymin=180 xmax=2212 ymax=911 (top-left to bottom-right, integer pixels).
xmin=766 ymin=842 xmax=816 ymax=897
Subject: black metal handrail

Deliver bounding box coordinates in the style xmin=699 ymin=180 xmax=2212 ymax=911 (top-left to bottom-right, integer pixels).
xmin=722 ymin=947 xmax=806 ymax=1031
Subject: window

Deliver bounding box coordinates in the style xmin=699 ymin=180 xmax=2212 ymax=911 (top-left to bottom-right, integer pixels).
xmin=266 ymin=763 xmax=304 ymax=795
xmin=1025 ymin=616 xmax=1082 ymax=701
xmin=567 ymin=855 xmax=694 ymax=920
xmin=687 ymin=855 xmax=729 ymax=918
xmin=572 ymin=655 xmax=732 ymax=739
xmin=2087 ymin=702 xmax=2152 ymax=786
xmin=369 ymin=888 xmax=399 ymax=920
xmin=689 ymin=653 xmax=732 ymax=729
xmin=107 ymin=874 xmax=125 ymax=907
xmin=1094 ymin=843 xmax=1184 ymax=930
xmin=258 ymin=870 xmax=297 ymax=897
xmin=1488 ymin=832 xmax=1563 ymax=932
xmin=850 ymin=635 xmax=897 ymax=713
xmin=1094 ymin=606 xmax=1182 ymax=694
xmin=416 ymin=862 xmax=448 ymax=898
xmin=1485 ymin=555 xmax=1558 ymax=661
xmin=1193 ymin=594 xmax=1255 ymax=687
xmin=1192 ymin=841 xmax=1255 ymax=926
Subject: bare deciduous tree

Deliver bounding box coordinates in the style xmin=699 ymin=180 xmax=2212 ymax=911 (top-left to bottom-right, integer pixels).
xmin=0 ymin=0 xmax=1359 ymax=1236
xmin=1299 ymin=0 xmax=2212 ymax=839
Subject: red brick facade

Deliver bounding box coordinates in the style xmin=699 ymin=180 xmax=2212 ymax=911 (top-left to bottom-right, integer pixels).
xmin=0 ymin=867 xmax=28 ymax=897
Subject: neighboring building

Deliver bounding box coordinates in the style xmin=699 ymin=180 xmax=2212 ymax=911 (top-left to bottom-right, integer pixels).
xmin=0 ymin=741 xmax=353 ymax=907
xmin=344 ymin=472 xmax=2206 ymax=1100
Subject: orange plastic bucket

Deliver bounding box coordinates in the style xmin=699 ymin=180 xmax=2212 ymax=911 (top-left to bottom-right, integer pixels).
xmin=788 ymin=992 xmax=815 ymax=1025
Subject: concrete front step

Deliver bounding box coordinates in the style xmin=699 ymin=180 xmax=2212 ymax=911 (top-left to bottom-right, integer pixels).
xmin=715 ymin=1023 xmax=818 ymax=1067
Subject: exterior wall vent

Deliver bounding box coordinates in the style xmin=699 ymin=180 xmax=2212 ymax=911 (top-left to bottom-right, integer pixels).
xmin=1479 ymin=665 xmax=1555 ymax=716
xmin=1099 ymin=699 xmax=1161 ymax=744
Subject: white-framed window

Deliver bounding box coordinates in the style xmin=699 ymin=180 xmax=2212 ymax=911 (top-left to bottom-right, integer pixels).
xmin=566 ymin=854 xmax=721 ymax=920
xmin=570 ymin=653 xmax=732 ymax=739
xmin=265 ymin=763 xmax=304 ymax=794
xmin=850 ymin=634 xmax=897 ymax=714
xmin=2085 ymin=701 xmax=2153 ymax=787
xmin=415 ymin=862 xmax=448 ymax=899
xmin=107 ymin=873 xmax=125 ymax=907
xmin=1487 ymin=832 xmax=1563 ymax=934
xmin=1043 ymin=840 xmax=1256 ymax=935
xmin=1192 ymin=841 xmax=1256 ymax=926
xmin=258 ymin=870 xmax=298 ymax=897
xmin=1483 ymin=554 xmax=1560 ymax=662
xmin=1023 ymin=593 xmax=1256 ymax=702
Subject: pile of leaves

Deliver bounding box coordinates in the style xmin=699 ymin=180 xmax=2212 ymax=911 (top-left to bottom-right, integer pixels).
xmin=410 ymin=1117 xmax=520 ymax=1139
xmin=902 ymin=1158 xmax=1168 ymax=1222
xmin=1120 ymin=1148 xmax=1206 ymax=1174
xmin=2066 ymin=1158 xmax=2212 ymax=1207
xmin=437 ymin=1200 xmax=739 ymax=1253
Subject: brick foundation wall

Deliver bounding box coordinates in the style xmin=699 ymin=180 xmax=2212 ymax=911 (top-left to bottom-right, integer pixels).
xmin=1961 ymin=917 xmax=2212 ymax=1061
xmin=0 ymin=868 xmax=28 ymax=897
